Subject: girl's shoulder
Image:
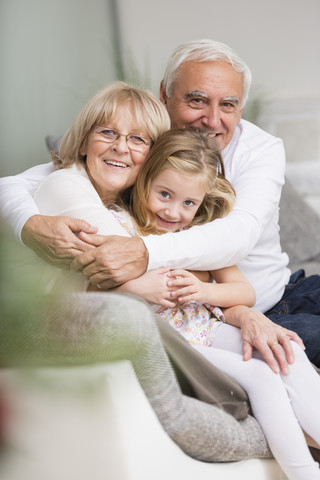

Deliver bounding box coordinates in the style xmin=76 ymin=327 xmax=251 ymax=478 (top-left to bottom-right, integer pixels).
xmin=109 ymin=205 xmax=138 ymax=236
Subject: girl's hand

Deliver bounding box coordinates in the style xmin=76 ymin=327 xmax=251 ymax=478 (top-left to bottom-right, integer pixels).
xmin=167 ymin=269 xmax=209 ymax=304
xmin=116 ymin=267 xmax=177 ymax=308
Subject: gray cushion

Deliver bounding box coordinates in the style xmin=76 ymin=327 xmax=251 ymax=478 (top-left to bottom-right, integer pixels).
xmin=45 ymin=134 xmax=62 ymax=153
xmin=279 ymin=179 xmax=320 ymax=274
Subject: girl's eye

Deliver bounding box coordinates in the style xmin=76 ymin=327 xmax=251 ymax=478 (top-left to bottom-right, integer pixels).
xmin=160 ymin=191 xmax=170 ymax=199
xmin=184 ymin=200 xmax=195 ymax=206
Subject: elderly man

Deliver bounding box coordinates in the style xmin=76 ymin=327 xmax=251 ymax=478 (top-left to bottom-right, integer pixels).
xmin=1 ymin=39 xmax=318 ymax=373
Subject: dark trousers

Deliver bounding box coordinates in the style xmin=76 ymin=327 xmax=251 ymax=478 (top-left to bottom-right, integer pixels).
xmin=266 ymin=270 xmax=320 ymax=367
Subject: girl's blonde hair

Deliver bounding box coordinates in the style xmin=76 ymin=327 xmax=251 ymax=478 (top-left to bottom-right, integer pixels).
xmin=130 ymin=128 xmax=236 ymax=235
xmin=52 ymin=82 xmax=170 ymax=168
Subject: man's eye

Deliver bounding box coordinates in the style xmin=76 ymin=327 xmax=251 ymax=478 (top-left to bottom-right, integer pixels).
xmin=184 ymin=200 xmax=194 ymax=206
xmin=160 ymin=191 xmax=170 ymax=199
xmin=221 ymin=102 xmax=236 ymax=112
xmin=189 ymin=98 xmax=206 ymax=108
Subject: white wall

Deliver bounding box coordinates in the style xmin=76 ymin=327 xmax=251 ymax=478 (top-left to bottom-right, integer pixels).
xmin=1 ymin=0 xmax=320 ymax=175
xmin=116 ymin=0 xmax=320 ymax=101
xmin=114 ymin=0 xmax=320 ymax=175
xmin=0 ymin=0 xmax=116 ymax=175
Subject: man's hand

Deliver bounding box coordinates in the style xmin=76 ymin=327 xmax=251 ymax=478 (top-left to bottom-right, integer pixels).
xmin=71 ymin=233 xmax=149 ymax=289
xmin=223 ymin=305 xmax=305 ymax=375
xmin=21 ymin=215 xmax=98 ymax=268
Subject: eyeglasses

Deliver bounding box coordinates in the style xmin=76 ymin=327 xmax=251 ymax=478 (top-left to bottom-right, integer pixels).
xmin=94 ymin=126 xmax=152 ymax=152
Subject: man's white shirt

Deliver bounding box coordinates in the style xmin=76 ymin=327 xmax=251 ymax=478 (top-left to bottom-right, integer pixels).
xmin=0 ymin=119 xmax=291 ymax=311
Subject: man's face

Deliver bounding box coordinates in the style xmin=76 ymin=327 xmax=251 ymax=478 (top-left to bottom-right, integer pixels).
xmin=160 ymin=60 xmax=243 ymax=151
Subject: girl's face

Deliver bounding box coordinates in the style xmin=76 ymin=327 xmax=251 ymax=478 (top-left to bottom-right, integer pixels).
xmin=147 ymin=167 xmax=206 ymax=232
xmin=83 ymin=104 xmax=151 ymax=203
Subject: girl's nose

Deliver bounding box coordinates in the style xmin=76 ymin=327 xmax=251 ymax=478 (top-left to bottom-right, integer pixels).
xmin=165 ymin=203 xmax=179 ymax=219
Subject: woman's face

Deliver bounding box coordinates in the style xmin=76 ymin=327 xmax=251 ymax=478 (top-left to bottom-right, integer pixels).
xmin=83 ymin=104 xmax=151 ymax=203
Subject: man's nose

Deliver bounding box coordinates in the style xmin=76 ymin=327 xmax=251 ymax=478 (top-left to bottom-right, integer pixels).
xmin=203 ymin=105 xmax=221 ymax=130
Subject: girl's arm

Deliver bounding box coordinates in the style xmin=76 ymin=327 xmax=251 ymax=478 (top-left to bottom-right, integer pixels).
xmin=167 ymin=265 xmax=256 ymax=308
xmin=88 ymin=269 xmax=210 ymax=304
xmin=109 ymin=267 xmax=177 ymax=308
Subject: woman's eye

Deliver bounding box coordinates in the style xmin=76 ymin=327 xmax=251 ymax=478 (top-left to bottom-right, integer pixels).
xmin=129 ymin=135 xmax=145 ymax=145
xmin=184 ymin=200 xmax=194 ymax=206
xmin=101 ymin=129 xmax=118 ymax=139
xmin=160 ymin=191 xmax=170 ymax=199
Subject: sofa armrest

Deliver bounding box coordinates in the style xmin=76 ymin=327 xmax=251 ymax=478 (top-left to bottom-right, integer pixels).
xmin=0 ymin=361 xmax=286 ymax=480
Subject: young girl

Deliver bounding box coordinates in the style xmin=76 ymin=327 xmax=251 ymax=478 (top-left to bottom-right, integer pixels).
xmin=113 ymin=128 xmax=320 ymax=480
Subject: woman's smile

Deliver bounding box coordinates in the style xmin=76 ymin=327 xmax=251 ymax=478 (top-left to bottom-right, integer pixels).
xmin=83 ymin=104 xmax=150 ymax=203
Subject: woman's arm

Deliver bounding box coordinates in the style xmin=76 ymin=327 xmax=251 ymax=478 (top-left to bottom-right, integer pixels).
xmin=167 ymin=265 xmax=256 ymax=308
xmin=33 ymin=169 xmax=130 ymax=238
xmin=223 ymin=305 xmax=305 ymax=374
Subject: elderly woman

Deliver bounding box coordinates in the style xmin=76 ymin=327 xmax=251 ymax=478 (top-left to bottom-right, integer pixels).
xmin=31 ymin=82 xmax=170 ymax=293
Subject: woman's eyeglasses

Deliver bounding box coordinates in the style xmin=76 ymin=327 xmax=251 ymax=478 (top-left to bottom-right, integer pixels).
xmin=94 ymin=126 xmax=151 ymax=152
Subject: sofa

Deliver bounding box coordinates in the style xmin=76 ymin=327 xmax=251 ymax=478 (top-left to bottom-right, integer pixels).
xmin=0 ymin=291 xmax=286 ymax=480
xmin=0 ymin=158 xmax=319 ymax=479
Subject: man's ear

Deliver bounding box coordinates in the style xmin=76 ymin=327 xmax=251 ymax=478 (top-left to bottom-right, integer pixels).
xmin=159 ymin=80 xmax=167 ymax=105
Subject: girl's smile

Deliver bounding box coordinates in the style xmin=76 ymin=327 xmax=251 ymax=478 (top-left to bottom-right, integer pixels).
xmin=147 ymin=167 xmax=206 ymax=232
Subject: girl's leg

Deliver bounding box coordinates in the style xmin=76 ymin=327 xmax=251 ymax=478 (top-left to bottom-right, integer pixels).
xmin=194 ymin=323 xmax=320 ymax=480
xmin=279 ymin=341 xmax=320 ymax=447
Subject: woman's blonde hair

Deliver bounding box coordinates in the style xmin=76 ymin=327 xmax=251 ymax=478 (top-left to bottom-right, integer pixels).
xmin=52 ymin=82 xmax=170 ymax=168
xmin=130 ymin=128 xmax=236 ymax=235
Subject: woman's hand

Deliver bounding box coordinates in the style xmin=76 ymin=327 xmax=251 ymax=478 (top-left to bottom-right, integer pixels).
xmin=115 ymin=267 xmax=177 ymax=308
xmin=223 ymin=305 xmax=305 ymax=375
xmin=21 ymin=215 xmax=97 ymax=268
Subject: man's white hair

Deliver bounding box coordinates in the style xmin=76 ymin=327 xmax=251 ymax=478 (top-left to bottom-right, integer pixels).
xmin=162 ymin=39 xmax=252 ymax=108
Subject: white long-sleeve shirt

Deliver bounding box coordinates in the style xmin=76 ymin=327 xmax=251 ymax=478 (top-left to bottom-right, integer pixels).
xmin=8 ymin=164 xmax=130 ymax=294
xmin=0 ymin=119 xmax=291 ymax=311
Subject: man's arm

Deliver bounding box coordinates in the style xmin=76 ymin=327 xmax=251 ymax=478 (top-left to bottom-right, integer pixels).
xmin=21 ymin=215 xmax=98 ymax=268
xmin=0 ymin=164 xmax=98 ymax=266
xmin=72 ymin=233 xmax=148 ymax=287
xmin=142 ymin=136 xmax=286 ymax=271
xmin=72 ymin=133 xmax=285 ymax=282
xmin=0 ymin=163 xmax=55 ymax=240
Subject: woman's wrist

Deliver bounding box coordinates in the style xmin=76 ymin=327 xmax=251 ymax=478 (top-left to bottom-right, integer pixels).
xmin=222 ymin=305 xmax=251 ymax=328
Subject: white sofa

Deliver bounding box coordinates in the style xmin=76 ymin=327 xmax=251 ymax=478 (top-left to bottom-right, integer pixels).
xmin=2 ymin=144 xmax=320 ymax=478
xmin=0 ymin=361 xmax=287 ymax=480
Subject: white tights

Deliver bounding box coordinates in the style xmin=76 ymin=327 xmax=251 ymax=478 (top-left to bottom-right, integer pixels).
xmin=193 ymin=323 xmax=320 ymax=480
